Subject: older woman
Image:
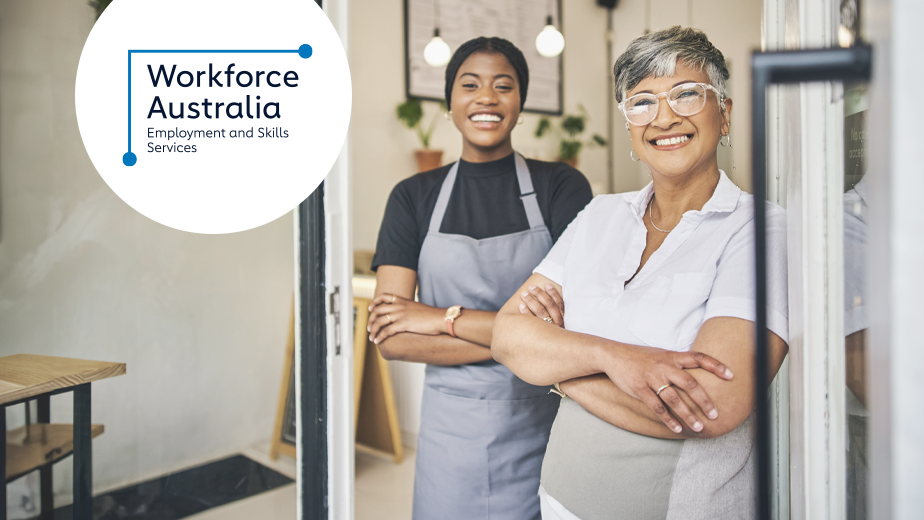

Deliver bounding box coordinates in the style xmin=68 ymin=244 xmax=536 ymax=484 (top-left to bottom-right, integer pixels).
xmin=492 ymin=27 xmax=789 ymax=519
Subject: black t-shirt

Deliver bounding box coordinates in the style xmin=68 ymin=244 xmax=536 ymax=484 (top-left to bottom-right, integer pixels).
xmin=372 ymin=153 xmax=593 ymax=272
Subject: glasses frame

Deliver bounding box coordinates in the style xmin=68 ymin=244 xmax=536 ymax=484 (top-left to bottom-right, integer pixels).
xmin=618 ymin=82 xmax=725 ymax=126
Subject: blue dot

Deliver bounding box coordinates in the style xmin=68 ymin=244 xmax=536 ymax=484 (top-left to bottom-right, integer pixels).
xmin=123 ymin=152 xmax=137 ymax=166
xmin=298 ymin=44 xmax=312 ymax=59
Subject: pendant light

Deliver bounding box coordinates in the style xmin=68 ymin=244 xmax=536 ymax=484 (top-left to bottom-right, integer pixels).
xmin=535 ymin=1 xmax=564 ymax=57
xmin=424 ymin=0 xmax=451 ymax=67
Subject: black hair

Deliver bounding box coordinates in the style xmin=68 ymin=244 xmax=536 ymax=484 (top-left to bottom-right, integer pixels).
xmin=444 ymin=37 xmax=529 ymax=110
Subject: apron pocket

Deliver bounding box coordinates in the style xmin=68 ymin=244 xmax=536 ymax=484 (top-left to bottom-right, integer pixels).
xmin=629 ymin=273 xmax=712 ymax=350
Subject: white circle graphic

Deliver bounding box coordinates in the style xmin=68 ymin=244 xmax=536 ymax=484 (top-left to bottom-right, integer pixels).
xmin=76 ymin=0 xmax=351 ymax=234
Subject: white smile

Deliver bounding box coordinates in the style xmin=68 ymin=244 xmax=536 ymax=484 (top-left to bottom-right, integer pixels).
xmin=655 ymin=135 xmax=690 ymax=146
xmin=470 ymin=113 xmax=502 ymax=123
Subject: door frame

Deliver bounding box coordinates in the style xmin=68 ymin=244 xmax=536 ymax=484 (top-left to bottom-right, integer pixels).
xmin=761 ymin=0 xmax=924 ymax=518
xmin=297 ymin=1 xmax=353 ymax=520
xmin=865 ymin=0 xmax=924 ymax=518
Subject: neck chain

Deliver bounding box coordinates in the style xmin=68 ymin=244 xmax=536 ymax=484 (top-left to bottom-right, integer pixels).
xmin=648 ymin=194 xmax=674 ymax=233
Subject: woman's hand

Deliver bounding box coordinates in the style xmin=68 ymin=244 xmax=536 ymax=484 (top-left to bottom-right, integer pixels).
xmin=596 ymin=344 xmax=734 ymax=434
xmin=518 ymin=284 xmax=565 ymax=328
xmin=367 ymin=294 xmax=446 ymax=345
xmin=512 ymin=280 xmax=733 ymax=434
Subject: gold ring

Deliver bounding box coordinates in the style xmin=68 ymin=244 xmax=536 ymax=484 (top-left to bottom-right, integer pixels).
xmin=386 ymin=314 xmax=392 ymax=322
xmin=391 ymin=294 xmax=396 ymax=303
xmin=543 ymin=317 xmax=554 ymax=324
xmin=656 ymin=384 xmax=671 ymax=397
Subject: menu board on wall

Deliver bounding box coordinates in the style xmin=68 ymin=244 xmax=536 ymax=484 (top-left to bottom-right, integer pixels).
xmin=405 ymin=0 xmax=563 ymax=114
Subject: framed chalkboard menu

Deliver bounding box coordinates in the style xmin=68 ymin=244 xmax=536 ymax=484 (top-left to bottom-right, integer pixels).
xmin=405 ymin=0 xmax=563 ymax=114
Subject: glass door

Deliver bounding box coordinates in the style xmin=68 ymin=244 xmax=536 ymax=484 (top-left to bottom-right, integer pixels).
xmin=759 ymin=0 xmax=874 ymax=518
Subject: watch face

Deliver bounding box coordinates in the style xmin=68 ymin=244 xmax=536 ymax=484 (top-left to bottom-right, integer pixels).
xmin=445 ymin=305 xmax=462 ymax=320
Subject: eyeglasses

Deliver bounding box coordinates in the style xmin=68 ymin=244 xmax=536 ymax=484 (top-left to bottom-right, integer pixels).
xmin=618 ymin=83 xmax=724 ymax=126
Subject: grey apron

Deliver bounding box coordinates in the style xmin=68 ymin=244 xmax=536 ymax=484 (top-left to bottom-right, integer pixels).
xmin=412 ymin=153 xmax=561 ymax=520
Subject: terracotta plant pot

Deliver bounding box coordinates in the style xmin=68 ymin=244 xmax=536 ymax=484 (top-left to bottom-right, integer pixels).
xmin=415 ymin=149 xmax=444 ymax=172
xmin=557 ymin=156 xmax=579 ymax=168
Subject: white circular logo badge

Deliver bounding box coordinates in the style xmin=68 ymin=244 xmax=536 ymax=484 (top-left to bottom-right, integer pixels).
xmin=75 ymin=0 xmax=351 ymax=234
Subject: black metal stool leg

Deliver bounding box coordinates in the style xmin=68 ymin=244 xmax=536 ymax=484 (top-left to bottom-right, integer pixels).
xmin=72 ymin=385 xmax=91 ymax=520
xmin=37 ymin=397 xmax=53 ymax=520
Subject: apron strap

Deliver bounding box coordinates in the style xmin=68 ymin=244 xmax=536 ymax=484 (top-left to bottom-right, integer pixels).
xmin=428 ymin=154 xmax=546 ymax=233
xmin=515 ymin=153 xmax=546 ymax=230
xmin=428 ymin=160 xmax=459 ymax=232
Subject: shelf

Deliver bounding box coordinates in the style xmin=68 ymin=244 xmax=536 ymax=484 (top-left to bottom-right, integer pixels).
xmin=6 ymin=423 xmax=104 ymax=482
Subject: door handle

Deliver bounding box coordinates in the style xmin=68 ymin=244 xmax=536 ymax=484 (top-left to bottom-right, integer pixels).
xmin=750 ymin=44 xmax=872 ymax=520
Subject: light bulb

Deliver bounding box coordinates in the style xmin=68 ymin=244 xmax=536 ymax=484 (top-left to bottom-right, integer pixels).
xmin=535 ymin=17 xmax=564 ymax=58
xmin=424 ymin=29 xmax=451 ymax=67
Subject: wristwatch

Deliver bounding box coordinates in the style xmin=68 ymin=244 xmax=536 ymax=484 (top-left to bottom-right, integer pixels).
xmin=445 ymin=305 xmax=463 ymax=337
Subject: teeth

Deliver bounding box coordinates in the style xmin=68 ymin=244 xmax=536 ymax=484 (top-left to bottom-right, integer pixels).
xmin=655 ymin=135 xmax=690 ymax=146
xmin=471 ymin=113 xmax=501 ymax=123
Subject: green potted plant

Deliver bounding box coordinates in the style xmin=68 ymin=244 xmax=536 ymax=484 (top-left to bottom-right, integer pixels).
xmin=535 ymin=105 xmax=606 ymax=168
xmin=397 ymin=98 xmax=447 ymax=172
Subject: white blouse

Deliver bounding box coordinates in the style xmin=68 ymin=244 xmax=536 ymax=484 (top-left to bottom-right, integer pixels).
xmin=532 ymin=171 xmax=789 ymax=520
xmin=535 ymin=171 xmax=789 ymax=351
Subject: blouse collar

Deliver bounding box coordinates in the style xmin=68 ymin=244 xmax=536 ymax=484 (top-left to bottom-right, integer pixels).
xmin=625 ymin=170 xmax=741 ymax=221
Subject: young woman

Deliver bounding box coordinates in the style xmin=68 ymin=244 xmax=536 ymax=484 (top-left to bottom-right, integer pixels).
xmin=367 ymin=37 xmax=593 ymax=519
xmin=493 ymin=27 xmax=789 ymax=519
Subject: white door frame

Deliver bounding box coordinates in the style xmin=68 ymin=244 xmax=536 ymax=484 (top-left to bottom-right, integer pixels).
xmin=866 ymin=0 xmax=924 ymax=518
xmin=763 ymin=0 xmax=924 ymax=518
xmin=321 ymin=0 xmax=354 ymax=519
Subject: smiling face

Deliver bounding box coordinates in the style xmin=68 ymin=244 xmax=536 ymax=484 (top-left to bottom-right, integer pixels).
xmin=626 ymin=62 xmax=733 ymax=182
xmin=449 ymin=52 xmax=521 ymax=162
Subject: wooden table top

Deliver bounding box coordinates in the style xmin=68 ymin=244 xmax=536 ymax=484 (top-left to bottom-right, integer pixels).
xmin=0 ymin=354 xmax=126 ymax=406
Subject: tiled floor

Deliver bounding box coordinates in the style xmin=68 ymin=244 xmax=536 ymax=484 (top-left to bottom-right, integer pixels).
xmin=184 ymin=484 xmax=296 ymax=520
xmin=355 ymin=448 xmax=416 ymax=520
xmin=178 ymin=444 xmax=298 ymax=520
xmin=169 ymin=445 xmax=415 ymax=520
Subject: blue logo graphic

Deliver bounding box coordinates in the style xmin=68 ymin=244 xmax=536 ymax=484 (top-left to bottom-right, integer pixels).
xmin=125 ymin=45 xmax=312 ymax=167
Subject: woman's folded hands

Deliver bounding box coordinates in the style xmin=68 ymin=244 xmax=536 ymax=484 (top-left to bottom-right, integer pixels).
xmin=514 ymin=283 xmax=737 ymax=437
xmin=367 ymin=293 xmax=446 ymax=345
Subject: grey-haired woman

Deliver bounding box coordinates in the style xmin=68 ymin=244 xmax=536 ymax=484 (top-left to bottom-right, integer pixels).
xmin=493 ymin=27 xmax=789 ymax=519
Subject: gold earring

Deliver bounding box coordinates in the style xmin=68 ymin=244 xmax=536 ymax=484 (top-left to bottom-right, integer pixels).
xmin=517 ymin=115 xmax=524 ymax=125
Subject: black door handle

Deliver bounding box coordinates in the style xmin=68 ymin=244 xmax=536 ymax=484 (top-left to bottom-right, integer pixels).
xmin=751 ymin=44 xmax=872 ymax=520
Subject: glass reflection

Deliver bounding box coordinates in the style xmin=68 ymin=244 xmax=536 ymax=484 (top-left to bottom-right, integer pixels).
xmin=843 ymin=82 xmax=868 ymax=520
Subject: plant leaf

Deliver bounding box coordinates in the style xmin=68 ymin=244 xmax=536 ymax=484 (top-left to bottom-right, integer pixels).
xmin=396 ymin=98 xmax=423 ymax=129
xmin=535 ymin=117 xmax=552 ymax=138
xmin=559 ymin=140 xmax=582 ymax=161
xmin=88 ymin=0 xmax=113 ymax=20
xmin=561 ymin=115 xmax=585 ymax=137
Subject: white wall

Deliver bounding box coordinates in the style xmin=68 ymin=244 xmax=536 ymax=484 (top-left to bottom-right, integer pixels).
xmin=0 ymin=0 xmax=294 ymax=514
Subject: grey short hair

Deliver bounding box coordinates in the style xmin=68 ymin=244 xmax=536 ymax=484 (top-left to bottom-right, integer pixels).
xmin=613 ymin=26 xmax=730 ymax=103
